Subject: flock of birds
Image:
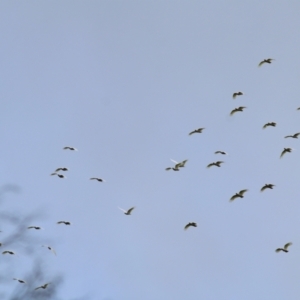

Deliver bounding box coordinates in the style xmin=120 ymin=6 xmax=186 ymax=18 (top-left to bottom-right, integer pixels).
xmin=2 ymin=57 xmax=298 ymax=292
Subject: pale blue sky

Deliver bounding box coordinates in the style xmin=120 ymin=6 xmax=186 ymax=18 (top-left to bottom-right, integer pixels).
xmin=1 ymin=1 xmax=300 ymax=299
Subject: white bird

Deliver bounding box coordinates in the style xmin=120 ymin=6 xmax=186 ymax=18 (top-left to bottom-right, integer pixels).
xmin=42 ymin=245 xmax=56 ymax=255
xmin=118 ymin=207 xmax=135 ymax=215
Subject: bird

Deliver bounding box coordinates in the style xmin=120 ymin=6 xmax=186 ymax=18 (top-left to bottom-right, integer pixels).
xmin=118 ymin=207 xmax=135 ymax=215
xmin=27 ymin=226 xmax=42 ymax=230
xmin=90 ymin=177 xmax=105 ymax=182
xmin=230 ymin=189 xmax=248 ymax=201
xmin=275 ymin=242 xmax=292 ymax=253
xmin=42 ymin=245 xmax=56 ymax=255
xmin=260 ymin=184 xmax=275 ymax=192
xmin=297 ymin=107 xmax=300 ymax=110
xmin=263 ymin=122 xmax=276 ymax=129
xmin=55 ymin=167 xmax=68 ymax=172
xmin=166 ymin=159 xmax=188 ymax=171
xmin=258 ymin=58 xmax=275 ymax=67
xmin=285 ymin=132 xmax=300 ymax=139
xmin=2 ymin=250 xmax=15 ymax=255
xmin=63 ymin=146 xmax=77 ymax=151
xmin=215 ymin=151 xmax=228 ymax=155
xmin=230 ymin=106 xmax=246 ymax=115
xmin=232 ymin=91 xmax=244 ymax=99
xmin=207 ymin=161 xmax=224 ymax=168
xmin=13 ymin=278 xmax=26 ymax=284
xmin=35 ymin=283 xmax=51 ymax=290
xmin=51 ymin=173 xmax=65 ymax=178
xmin=189 ymin=128 xmax=205 ymax=135
xmin=280 ymin=148 xmax=293 ymax=158
xmin=184 ymin=222 xmax=197 ymax=230
xmin=57 ymin=221 xmax=71 ymax=225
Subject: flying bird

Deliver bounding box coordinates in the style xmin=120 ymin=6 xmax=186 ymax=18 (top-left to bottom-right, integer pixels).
xmin=166 ymin=159 xmax=188 ymax=171
xmin=184 ymin=222 xmax=197 ymax=230
xmin=13 ymin=278 xmax=26 ymax=284
xmin=90 ymin=178 xmax=105 ymax=182
xmin=230 ymin=189 xmax=248 ymax=201
xmin=51 ymin=173 xmax=65 ymax=178
xmin=63 ymin=146 xmax=77 ymax=151
xmin=230 ymin=106 xmax=246 ymax=115
xmin=27 ymin=226 xmax=42 ymax=230
xmin=189 ymin=128 xmax=205 ymax=135
xmin=263 ymin=122 xmax=276 ymax=129
xmin=215 ymin=151 xmax=228 ymax=155
xmin=297 ymin=107 xmax=300 ymax=110
xmin=57 ymin=221 xmax=71 ymax=225
xmin=260 ymin=184 xmax=275 ymax=192
xmin=55 ymin=167 xmax=68 ymax=172
xmin=42 ymin=245 xmax=56 ymax=255
xmin=2 ymin=250 xmax=15 ymax=255
xmin=118 ymin=207 xmax=135 ymax=215
xmin=280 ymin=148 xmax=293 ymax=158
xmin=285 ymin=132 xmax=300 ymax=139
xmin=258 ymin=58 xmax=275 ymax=67
xmin=35 ymin=283 xmax=51 ymax=290
xmin=232 ymin=91 xmax=244 ymax=99
xmin=275 ymin=242 xmax=292 ymax=253
xmin=207 ymin=161 xmax=224 ymax=168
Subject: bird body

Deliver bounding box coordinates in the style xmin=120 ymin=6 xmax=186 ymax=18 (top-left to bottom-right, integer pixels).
xmin=232 ymin=91 xmax=243 ymax=99
xmin=230 ymin=106 xmax=246 ymax=115
xmin=184 ymin=222 xmax=197 ymax=230
xmin=263 ymin=122 xmax=276 ymax=129
xmin=230 ymin=189 xmax=248 ymax=201
xmin=258 ymin=58 xmax=274 ymax=67
xmin=189 ymin=128 xmax=205 ymax=135
xmin=207 ymin=161 xmax=224 ymax=168
xmin=42 ymin=245 xmax=56 ymax=255
xmin=276 ymin=242 xmax=292 ymax=253
xmin=260 ymin=184 xmax=275 ymax=192
xmin=118 ymin=207 xmax=135 ymax=215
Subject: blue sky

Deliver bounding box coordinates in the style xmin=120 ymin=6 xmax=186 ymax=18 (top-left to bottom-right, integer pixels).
xmin=1 ymin=1 xmax=300 ymax=299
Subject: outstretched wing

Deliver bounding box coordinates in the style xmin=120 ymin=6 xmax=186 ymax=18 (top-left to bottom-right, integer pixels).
xmin=239 ymin=189 xmax=248 ymax=196
xmin=230 ymin=194 xmax=238 ymax=202
xmin=127 ymin=207 xmax=135 ymax=214
xmin=118 ymin=207 xmax=126 ymax=213
xmin=284 ymin=242 xmax=292 ymax=250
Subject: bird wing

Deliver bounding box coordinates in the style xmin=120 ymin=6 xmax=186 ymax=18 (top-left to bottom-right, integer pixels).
xmin=280 ymin=150 xmax=287 ymax=158
xmin=118 ymin=207 xmax=127 ymax=213
xmin=127 ymin=207 xmax=135 ymax=214
xmin=285 ymin=135 xmax=292 ymax=138
xmin=294 ymin=133 xmax=300 ymax=137
xmin=284 ymin=242 xmax=292 ymax=250
xmin=165 ymin=167 xmax=172 ymax=171
xmin=230 ymin=109 xmax=237 ymax=115
xmin=263 ymin=123 xmax=269 ymax=129
xmin=260 ymin=185 xmax=267 ymax=192
xmin=207 ymin=163 xmax=214 ymax=168
xmin=239 ymin=189 xmax=248 ymax=195
xmin=189 ymin=130 xmax=196 ymax=135
xmin=179 ymin=160 xmax=188 ymax=167
xmin=170 ymin=159 xmax=179 ymax=164
xmin=35 ymin=286 xmax=42 ymax=290
xmin=232 ymin=93 xmax=237 ymax=99
xmin=230 ymin=194 xmax=238 ymax=201
xmin=275 ymin=248 xmax=282 ymax=253
xmin=258 ymin=61 xmax=265 ymax=67
xmin=184 ymin=224 xmax=191 ymax=230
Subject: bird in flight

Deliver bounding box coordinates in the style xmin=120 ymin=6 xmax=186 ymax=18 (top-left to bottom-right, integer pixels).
xmin=57 ymin=221 xmax=71 ymax=225
xmin=207 ymin=161 xmax=224 ymax=168
xmin=297 ymin=107 xmax=300 ymax=111
xmin=230 ymin=106 xmax=246 ymax=116
xmin=275 ymin=242 xmax=292 ymax=253
xmin=51 ymin=173 xmax=65 ymax=178
xmin=42 ymin=245 xmax=56 ymax=255
xmin=118 ymin=207 xmax=135 ymax=215
xmin=280 ymin=148 xmax=293 ymax=158
xmin=28 ymin=226 xmax=42 ymax=230
xmin=35 ymin=283 xmax=51 ymax=290
xmin=230 ymin=189 xmax=248 ymax=201
xmin=90 ymin=177 xmax=105 ymax=182
xmin=260 ymin=184 xmax=275 ymax=192
xmin=2 ymin=250 xmax=15 ymax=255
xmin=55 ymin=167 xmax=68 ymax=172
xmin=285 ymin=132 xmax=300 ymax=139
xmin=166 ymin=159 xmax=188 ymax=171
xmin=232 ymin=91 xmax=244 ymax=99
xmin=184 ymin=222 xmax=197 ymax=230
xmin=63 ymin=146 xmax=77 ymax=151
xmin=215 ymin=151 xmax=228 ymax=155
xmin=263 ymin=122 xmax=276 ymax=129
xmin=258 ymin=58 xmax=275 ymax=67
xmin=189 ymin=128 xmax=205 ymax=135
xmin=13 ymin=278 xmax=26 ymax=284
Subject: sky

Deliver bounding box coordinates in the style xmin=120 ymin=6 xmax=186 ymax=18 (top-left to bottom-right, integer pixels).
xmin=1 ymin=1 xmax=300 ymax=299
